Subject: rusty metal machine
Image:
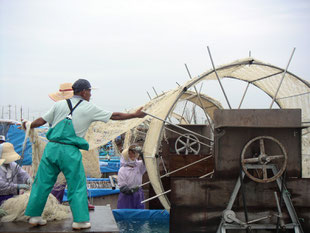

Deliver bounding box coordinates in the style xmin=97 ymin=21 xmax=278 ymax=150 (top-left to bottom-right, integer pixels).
xmin=168 ymin=109 xmax=309 ymax=233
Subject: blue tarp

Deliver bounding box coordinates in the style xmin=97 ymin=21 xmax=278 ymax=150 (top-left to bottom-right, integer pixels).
xmin=99 ymin=156 xmax=120 ymax=161
xmin=6 ymin=124 xmax=32 ymax=165
xmin=62 ymin=178 xmax=120 ymax=202
xmin=100 ymin=161 xmax=120 ymax=173
xmin=112 ymin=209 xmax=169 ymax=221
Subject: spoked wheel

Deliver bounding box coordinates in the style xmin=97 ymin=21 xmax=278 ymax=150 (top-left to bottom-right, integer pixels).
xmin=241 ymin=136 xmax=287 ymax=183
xmin=175 ymin=133 xmax=201 ymax=155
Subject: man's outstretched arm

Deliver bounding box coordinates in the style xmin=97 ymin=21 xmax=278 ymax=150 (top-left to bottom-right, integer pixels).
xmin=22 ymin=117 xmax=47 ymax=129
xmin=111 ymin=107 xmax=146 ymax=120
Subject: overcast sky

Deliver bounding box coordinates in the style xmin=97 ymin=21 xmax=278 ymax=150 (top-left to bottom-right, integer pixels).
xmin=1 ymin=0 xmax=309 ymax=120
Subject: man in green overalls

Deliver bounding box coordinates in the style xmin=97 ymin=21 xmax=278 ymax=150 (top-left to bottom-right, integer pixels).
xmin=24 ymin=79 xmax=146 ymax=229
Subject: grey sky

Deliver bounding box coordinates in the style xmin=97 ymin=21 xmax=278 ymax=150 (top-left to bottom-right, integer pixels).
xmin=1 ymin=0 xmax=309 ymax=120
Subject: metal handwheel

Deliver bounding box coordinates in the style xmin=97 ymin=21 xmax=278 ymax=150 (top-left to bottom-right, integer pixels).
xmin=241 ymin=136 xmax=287 ymax=183
xmin=175 ymin=133 xmax=201 ymax=155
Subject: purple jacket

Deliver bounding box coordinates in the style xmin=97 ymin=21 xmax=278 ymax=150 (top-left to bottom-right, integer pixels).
xmin=118 ymin=160 xmax=146 ymax=189
xmin=0 ymin=162 xmax=30 ymax=195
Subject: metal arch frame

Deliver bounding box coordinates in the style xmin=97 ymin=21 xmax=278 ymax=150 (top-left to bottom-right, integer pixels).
xmin=162 ymin=58 xmax=300 ymax=131
xmin=181 ymin=58 xmax=310 ymax=110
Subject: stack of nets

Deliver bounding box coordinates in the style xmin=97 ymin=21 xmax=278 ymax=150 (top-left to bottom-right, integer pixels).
xmin=1 ymin=192 xmax=71 ymax=222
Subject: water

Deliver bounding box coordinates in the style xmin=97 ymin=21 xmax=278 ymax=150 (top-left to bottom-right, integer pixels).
xmin=116 ymin=219 xmax=169 ymax=233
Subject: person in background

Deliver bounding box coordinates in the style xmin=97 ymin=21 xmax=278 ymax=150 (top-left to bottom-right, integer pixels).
xmin=0 ymin=142 xmax=32 ymax=204
xmin=0 ymin=155 xmax=7 ymax=217
xmin=117 ymin=144 xmax=146 ymax=209
xmin=0 ymin=154 xmax=6 ymax=218
xmin=23 ymin=79 xmax=146 ymax=229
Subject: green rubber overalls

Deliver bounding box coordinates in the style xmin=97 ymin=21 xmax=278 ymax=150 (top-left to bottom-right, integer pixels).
xmin=25 ymin=100 xmax=90 ymax=222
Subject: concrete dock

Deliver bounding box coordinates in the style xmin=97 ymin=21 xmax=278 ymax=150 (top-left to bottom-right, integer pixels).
xmin=0 ymin=205 xmax=119 ymax=233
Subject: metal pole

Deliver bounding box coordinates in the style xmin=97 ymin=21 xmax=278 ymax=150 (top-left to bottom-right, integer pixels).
xmin=207 ymin=46 xmax=232 ymax=109
xmin=277 ymin=91 xmax=310 ymax=100
xmin=199 ymin=170 xmax=214 ymax=179
xmin=185 ymin=64 xmax=214 ymax=132
xmin=270 ymin=48 xmax=296 ymax=109
xmin=146 ymin=91 xmax=152 ymax=100
xmin=238 ymin=82 xmax=250 ymax=109
xmin=109 ymin=176 xmax=116 ymax=190
xmin=189 ymin=104 xmax=196 ymax=124
xmin=20 ymin=106 xmax=23 ymax=121
xmin=199 ymin=82 xmax=203 ymax=93
xmin=160 ymin=155 xmax=168 ymax=174
xmin=142 ymin=111 xmax=213 ymax=141
xmin=180 ymin=100 xmax=189 ymax=123
xmin=150 ymin=87 xmax=173 ymax=122
xmin=8 ymin=104 xmax=11 ymax=119
xmin=141 ymin=189 xmax=171 ymax=204
xmin=140 ymin=155 xmax=213 ymax=187
xmin=251 ymin=71 xmax=284 ymax=83
xmin=152 ymin=86 xmax=159 ymax=97
xmin=274 ymin=192 xmax=283 ymax=219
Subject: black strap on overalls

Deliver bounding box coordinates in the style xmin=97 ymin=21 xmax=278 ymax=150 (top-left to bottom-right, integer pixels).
xmin=66 ymin=99 xmax=83 ymax=118
xmin=48 ymin=99 xmax=83 ymax=146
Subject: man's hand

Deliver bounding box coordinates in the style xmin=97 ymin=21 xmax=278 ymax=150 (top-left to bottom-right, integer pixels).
xmin=134 ymin=107 xmax=146 ymax=118
xmin=18 ymin=120 xmax=31 ymax=130
xmin=19 ymin=118 xmax=46 ymax=129
xmin=22 ymin=120 xmax=28 ymax=130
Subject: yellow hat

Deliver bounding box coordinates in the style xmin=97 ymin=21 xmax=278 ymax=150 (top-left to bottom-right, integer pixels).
xmin=121 ymin=145 xmax=139 ymax=162
xmin=1 ymin=142 xmax=21 ymax=164
xmin=48 ymin=83 xmax=74 ymax=102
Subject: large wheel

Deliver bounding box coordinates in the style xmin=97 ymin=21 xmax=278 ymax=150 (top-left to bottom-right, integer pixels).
xmin=175 ymin=133 xmax=201 ymax=155
xmin=241 ymin=136 xmax=287 ymax=183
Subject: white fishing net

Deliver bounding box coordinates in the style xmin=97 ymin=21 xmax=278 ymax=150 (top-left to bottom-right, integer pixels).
xmin=0 ymin=191 xmax=71 ymax=222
